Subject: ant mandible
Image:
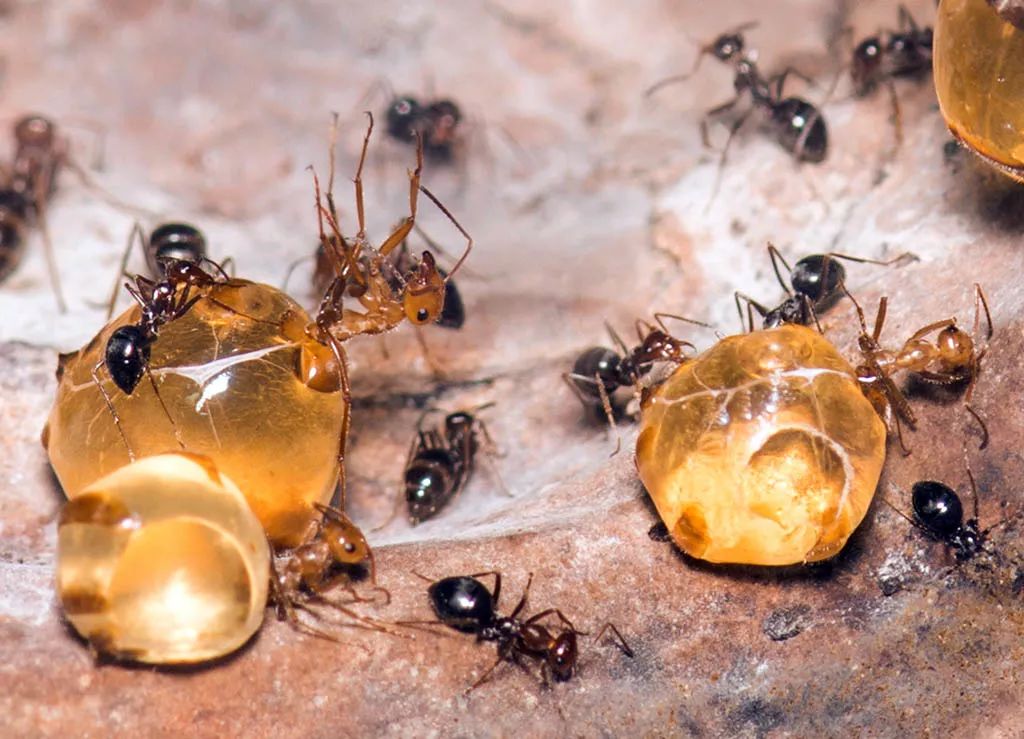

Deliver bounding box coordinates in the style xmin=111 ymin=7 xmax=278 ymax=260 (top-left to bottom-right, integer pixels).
xmin=845 ymin=282 xmax=993 ymax=453
xmin=647 ymin=23 xmax=828 ymax=177
xmin=385 ymin=95 xmax=464 ymax=163
xmin=734 ymin=243 xmax=914 ymax=332
xmin=404 ymin=572 xmax=633 ymax=691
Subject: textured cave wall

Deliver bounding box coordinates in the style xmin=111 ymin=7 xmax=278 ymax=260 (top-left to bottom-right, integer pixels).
xmin=0 ymin=0 xmax=1022 ymax=736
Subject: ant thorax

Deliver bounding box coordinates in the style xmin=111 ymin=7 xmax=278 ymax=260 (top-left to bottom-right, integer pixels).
xmin=637 ymin=324 xmax=887 ymax=565
xmin=44 ymin=280 xmax=346 ymax=548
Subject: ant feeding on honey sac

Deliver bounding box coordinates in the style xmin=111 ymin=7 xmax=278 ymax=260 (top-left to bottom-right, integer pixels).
xmin=56 ymin=453 xmax=271 ymax=664
xmin=401 ymin=572 xmax=633 ymax=691
xmin=636 ymin=321 xmax=889 ymax=566
xmin=734 ymin=244 xmax=916 ymax=332
xmin=934 ymin=0 xmax=1024 ymax=182
xmin=645 ymin=22 xmax=828 ymax=196
xmin=0 ymin=114 xmax=71 ymax=311
xmin=843 ymin=282 xmax=993 ymax=453
xmin=564 ymin=314 xmax=708 ymax=427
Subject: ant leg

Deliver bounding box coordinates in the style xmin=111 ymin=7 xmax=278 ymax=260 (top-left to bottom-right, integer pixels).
xmin=652 ymin=311 xmax=711 ymax=337
xmin=708 ymin=107 xmax=753 ymax=205
xmin=973 ymin=283 xmax=994 ymax=342
xmin=643 ymin=46 xmax=710 ymax=98
xmin=90 ymin=361 xmax=135 ymax=463
xmin=352 ymin=111 xmax=373 ymax=241
xmin=891 ymin=402 xmax=912 ymax=456
xmin=418 ymin=183 xmax=474 ymax=280
xmin=965 ymin=460 xmax=981 ymax=523
xmin=467 ymin=652 xmax=509 ymax=693
xmin=143 ymin=366 xmax=185 ymax=451
xmin=905 ymin=318 xmax=956 ymax=344
xmin=603 ymin=320 xmax=631 ymax=358
xmin=105 ymin=222 xmax=145 ymax=320
xmin=770 ymin=67 xmax=818 ymax=98
xmin=509 ymin=572 xmax=534 ymax=619
xmin=32 ymin=182 xmax=68 ymax=313
xmin=871 ymin=295 xmax=888 ymax=343
xmin=898 ymin=4 xmax=919 ymax=33
xmin=280 ymin=254 xmax=314 ymax=292
xmin=376 ymin=134 xmax=422 ymax=257
xmin=965 ymin=404 xmax=990 ymax=451
xmin=885 ymin=79 xmax=904 ymax=149
xmin=804 ymin=295 xmax=824 ymax=335
xmin=767 ymin=243 xmax=795 ymax=295
xmin=322 ymin=332 xmax=352 ymax=510
xmin=412 ymin=325 xmax=448 ymax=379
xmin=734 ymin=292 xmax=769 ymax=333
xmin=466 ymin=570 xmax=502 ymax=606
xmin=881 ymin=496 xmax=927 ymax=533
xmin=524 ymin=607 xmax=578 ymax=633
xmin=594 ymin=623 xmax=635 ymax=658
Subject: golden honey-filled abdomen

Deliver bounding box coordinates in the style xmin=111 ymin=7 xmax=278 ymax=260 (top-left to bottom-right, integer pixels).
xmin=636 ymin=324 xmax=886 ymax=565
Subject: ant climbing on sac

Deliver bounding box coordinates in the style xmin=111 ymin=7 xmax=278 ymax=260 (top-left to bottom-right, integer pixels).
xmin=385 ymin=94 xmax=464 ymax=163
xmin=402 ymin=572 xmax=633 ymax=690
xmin=734 ymin=243 xmax=915 ymax=332
xmin=0 ymin=115 xmax=71 ymax=311
xmin=845 ymin=283 xmax=993 ymax=453
xmin=646 ymin=23 xmax=828 ymax=194
xmin=564 ymin=314 xmax=706 ymax=425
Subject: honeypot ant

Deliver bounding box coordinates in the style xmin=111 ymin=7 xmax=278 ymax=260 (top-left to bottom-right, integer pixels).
xmin=0 ymin=114 xmax=70 ymax=311
xmin=385 ymin=95 xmax=464 ymax=162
xmin=845 ymin=283 xmax=993 ymax=453
xmin=402 ymin=572 xmax=633 ymax=691
xmin=734 ymin=243 xmax=915 ymax=332
xmin=646 ymin=23 xmax=828 ymax=180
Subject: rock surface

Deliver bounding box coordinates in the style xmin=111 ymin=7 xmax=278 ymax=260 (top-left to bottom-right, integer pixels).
xmin=0 ymin=0 xmax=1022 ymax=736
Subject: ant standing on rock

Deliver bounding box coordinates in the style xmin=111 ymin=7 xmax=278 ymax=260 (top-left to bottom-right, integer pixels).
xmin=403 ymin=572 xmax=633 ymax=691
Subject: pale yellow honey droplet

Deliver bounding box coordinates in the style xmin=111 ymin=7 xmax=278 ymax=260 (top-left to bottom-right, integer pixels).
xmin=57 ymin=453 xmax=270 ymax=664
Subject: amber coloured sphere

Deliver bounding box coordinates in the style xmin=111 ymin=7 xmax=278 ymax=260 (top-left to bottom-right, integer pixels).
xmin=934 ymin=0 xmax=1024 ymax=182
xmin=57 ymin=454 xmax=270 ymax=664
xmin=636 ymin=324 xmax=887 ymax=566
xmin=44 ymin=280 xmax=345 ymax=548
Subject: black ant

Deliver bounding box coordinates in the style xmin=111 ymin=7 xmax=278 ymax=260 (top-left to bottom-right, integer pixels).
xmin=0 ymin=114 xmax=70 ymax=311
xmin=845 ymin=283 xmax=993 ymax=453
xmin=564 ymin=314 xmax=704 ymax=425
xmin=849 ymin=6 xmax=933 ymax=145
xmin=404 ymin=572 xmax=633 ymax=690
xmin=385 ymin=95 xmax=463 ymax=162
xmin=734 ymin=243 xmax=914 ymax=332
xmin=646 ymin=23 xmax=828 ymax=179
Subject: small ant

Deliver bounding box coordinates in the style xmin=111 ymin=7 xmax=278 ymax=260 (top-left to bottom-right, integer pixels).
xmin=734 ymin=243 xmax=914 ymax=332
xmin=845 ymin=283 xmax=993 ymax=453
xmin=0 ymin=115 xmax=70 ymax=310
xmin=385 ymin=95 xmax=464 ymax=162
xmin=647 ymin=23 xmax=828 ymax=179
xmin=564 ymin=314 xmax=703 ymax=424
xmin=404 ymin=572 xmax=633 ymax=690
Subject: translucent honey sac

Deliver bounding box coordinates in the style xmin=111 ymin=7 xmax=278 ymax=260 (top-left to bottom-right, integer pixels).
xmin=44 ymin=280 xmax=345 ymax=547
xmin=636 ymin=324 xmax=887 ymax=566
xmin=934 ymin=0 xmax=1024 ymax=182
xmin=57 ymin=453 xmax=270 ymax=664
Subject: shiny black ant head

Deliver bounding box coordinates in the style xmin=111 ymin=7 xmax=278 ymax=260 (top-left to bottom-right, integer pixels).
xmin=571 ymin=347 xmax=624 ymax=398
xmin=149 ymin=223 xmax=208 ymax=269
xmin=710 ymin=32 xmax=745 ymax=61
xmin=105 ymin=324 xmax=151 ymax=394
xmin=385 ymin=96 xmax=424 ymax=141
xmin=13 ymin=114 xmax=56 ymax=148
xmin=436 ymin=270 xmax=465 ymax=329
xmin=444 ymin=411 xmax=475 ymax=438
xmin=791 ymin=254 xmax=846 ymax=305
xmin=428 ymin=576 xmax=496 ymax=633
xmin=548 ymin=630 xmax=579 ymax=681
xmin=851 ymin=37 xmax=883 ymax=94
xmin=771 ymin=97 xmax=828 ymax=163
xmin=911 ymin=480 xmax=964 ymax=537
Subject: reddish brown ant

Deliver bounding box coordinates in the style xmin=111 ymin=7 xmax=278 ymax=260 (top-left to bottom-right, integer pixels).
xmin=402 ymin=572 xmax=633 ymax=691
xmin=844 ymin=283 xmax=993 ymax=453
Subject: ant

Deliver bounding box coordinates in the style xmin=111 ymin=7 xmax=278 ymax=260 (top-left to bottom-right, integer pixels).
xmin=734 ymin=243 xmax=915 ymax=332
xmin=848 ymin=6 xmax=933 ymax=145
xmin=564 ymin=314 xmax=703 ymax=426
xmin=845 ymin=283 xmax=993 ymax=453
xmin=403 ymin=572 xmax=633 ymax=690
xmin=646 ymin=23 xmax=828 ymax=187
xmin=385 ymin=95 xmax=464 ymax=162
xmin=0 ymin=115 xmax=70 ymax=311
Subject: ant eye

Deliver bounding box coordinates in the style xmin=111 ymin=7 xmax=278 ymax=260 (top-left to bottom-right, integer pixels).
xmin=417 ymin=308 xmax=429 ymax=322
xmin=344 ymin=542 xmax=357 ymax=554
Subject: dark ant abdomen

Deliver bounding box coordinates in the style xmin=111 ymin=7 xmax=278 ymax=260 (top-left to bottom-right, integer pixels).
xmin=105 ymin=325 xmax=152 ymax=394
xmin=0 ymin=189 xmax=29 ymax=281
xmin=427 ymin=575 xmax=495 ymax=632
xmin=771 ymin=97 xmax=827 ymax=162
xmin=405 ymin=447 xmax=462 ymax=523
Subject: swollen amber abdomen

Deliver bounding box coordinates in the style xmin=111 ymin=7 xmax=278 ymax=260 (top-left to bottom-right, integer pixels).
xmin=44 ymin=280 xmax=345 ymax=547
xmin=934 ymin=0 xmax=1024 ymax=182
xmin=636 ymin=324 xmax=886 ymax=566
xmin=57 ymin=454 xmax=270 ymax=663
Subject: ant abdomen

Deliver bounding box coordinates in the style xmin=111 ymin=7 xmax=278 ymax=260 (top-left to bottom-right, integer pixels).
xmin=0 ymin=190 xmax=29 ymax=280
xmin=911 ymin=481 xmax=964 ymax=536
xmin=771 ymin=98 xmax=827 ymax=162
xmin=405 ymin=448 xmax=458 ymax=523
xmin=570 ymin=347 xmax=624 ymax=400
xmin=147 ymin=223 xmax=208 ymax=276
xmin=428 ymin=575 xmax=495 ymax=632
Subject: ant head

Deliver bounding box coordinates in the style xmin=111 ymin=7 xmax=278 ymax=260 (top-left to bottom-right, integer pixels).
xmin=548 ymin=630 xmax=579 ymax=681
xmin=319 ymin=507 xmax=372 ymax=568
xmin=386 ymin=96 xmax=424 ymax=141
xmin=150 ymin=223 xmax=207 ymax=266
xmin=911 ymin=480 xmax=964 ymax=536
xmin=444 ymin=411 xmax=475 ymax=437
xmin=851 ymin=37 xmax=883 ymax=92
xmin=710 ymin=32 xmax=745 ymax=61
xmin=403 ymin=251 xmax=447 ymax=325
xmin=14 ymin=115 xmax=56 ymax=148
xmin=791 ymin=254 xmax=846 ymax=305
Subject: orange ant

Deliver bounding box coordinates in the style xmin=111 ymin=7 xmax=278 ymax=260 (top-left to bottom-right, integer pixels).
xmin=845 ymin=283 xmax=993 ymax=453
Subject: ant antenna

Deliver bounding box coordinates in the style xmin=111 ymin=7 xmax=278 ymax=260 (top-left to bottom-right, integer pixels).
xmin=417 ymin=183 xmax=473 ymax=281
xmin=644 ymin=22 xmax=759 ymax=98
